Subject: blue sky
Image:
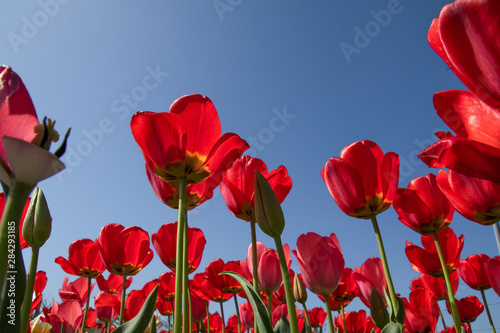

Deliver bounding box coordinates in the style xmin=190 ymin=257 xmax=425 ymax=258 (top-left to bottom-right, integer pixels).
xmin=1 ymin=0 xmax=499 ymax=330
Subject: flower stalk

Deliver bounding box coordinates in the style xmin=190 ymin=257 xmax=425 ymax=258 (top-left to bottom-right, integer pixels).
xmin=173 ymin=176 xmax=187 ymax=333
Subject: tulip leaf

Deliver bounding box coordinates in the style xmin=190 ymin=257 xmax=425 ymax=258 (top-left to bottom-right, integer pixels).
xmin=273 ymin=315 xmax=290 ymax=333
xmin=370 ymin=286 xmax=389 ymax=329
xmin=221 ymin=271 xmax=273 ymax=333
xmin=381 ymin=322 xmax=400 ymax=333
xmin=393 ymin=296 xmax=405 ymax=325
xmin=112 ymin=285 xmax=158 ymax=333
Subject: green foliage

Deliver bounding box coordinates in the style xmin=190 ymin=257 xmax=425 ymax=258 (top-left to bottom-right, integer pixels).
xmin=220 ymin=271 xmax=274 ymax=333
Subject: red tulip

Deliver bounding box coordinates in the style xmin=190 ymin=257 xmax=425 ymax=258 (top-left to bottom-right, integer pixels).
xmin=96 ymin=273 xmax=132 ymax=294
xmin=191 ymin=294 xmax=207 ymax=323
xmin=59 ymin=276 xmax=94 ymax=307
xmin=427 ymin=0 xmax=500 ymax=108
xmin=220 ymin=156 xmax=292 ymax=221
xmin=393 ymin=174 xmax=454 ymax=235
xmin=293 ymin=232 xmax=344 ymax=296
xmin=55 ymin=238 xmax=106 ymax=278
xmin=419 ymin=90 xmax=500 ymax=183
xmin=272 ymin=303 xmax=303 ymax=331
xmin=45 ymin=300 xmax=83 ymax=333
xmin=403 ymin=289 xmax=440 ymax=333
xmin=0 ymin=193 xmax=31 ymax=249
xmin=226 ymin=314 xmax=246 ymax=333
xmin=245 ymin=242 xmax=290 ymax=295
xmin=94 ymin=291 xmax=120 ymax=323
xmin=239 ymin=301 xmax=254 ymax=329
xmin=352 ymin=257 xmax=388 ymax=307
xmin=145 ymin=164 xmax=216 ymax=210
xmin=157 ymin=271 xmax=176 ymax=302
xmin=405 ymin=227 xmax=464 ymax=277
xmin=205 ymin=258 xmax=244 ymax=294
xmin=448 ymin=296 xmax=484 ymax=324
xmin=329 ymin=267 xmax=359 ymax=305
xmin=152 ymin=221 xmax=206 ymax=273
xmin=334 ymin=310 xmax=372 ymax=333
xmin=485 ymin=256 xmax=500 ymax=297
xmin=458 ymin=254 xmax=492 ymax=291
xmin=123 ymin=284 xmax=154 ymax=322
xmin=307 ymin=307 xmax=326 ymax=329
xmin=322 ymin=140 xmax=399 ymax=219
xmin=130 ymin=94 xmax=249 ymax=186
xmin=191 ymin=272 xmax=233 ymax=303
xmin=410 ymin=272 xmax=459 ymax=301
xmin=96 ymin=223 xmax=154 ymax=276
xmin=437 ymin=169 xmax=500 ymax=225
xmin=204 ymin=312 xmax=223 ymax=333
xmin=30 ymin=271 xmax=47 ymax=315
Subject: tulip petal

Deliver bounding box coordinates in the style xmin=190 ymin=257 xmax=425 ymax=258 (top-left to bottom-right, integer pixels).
xmin=438 ymin=0 xmax=500 ymax=108
xmin=434 ymin=90 xmax=500 ymax=148
xmin=418 ymin=136 xmax=500 ymax=183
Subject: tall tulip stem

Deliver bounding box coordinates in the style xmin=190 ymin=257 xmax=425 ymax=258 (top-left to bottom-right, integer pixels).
xmin=182 ymin=211 xmax=190 ymax=333
xmin=439 ymin=307 xmax=447 ymax=331
xmin=323 ymin=297 xmax=334 ymax=333
xmin=20 ymin=246 xmax=40 ymax=333
xmin=249 ymin=218 xmax=260 ymax=333
xmin=119 ymin=274 xmax=127 ymax=325
xmin=431 ymin=231 xmax=462 ymax=333
xmin=480 ymin=289 xmax=496 ymax=333
xmin=233 ymin=293 xmax=242 ymax=333
xmin=0 ymin=181 xmax=32 ymax=290
xmin=173 ymin=176 xmax=187 ymax=333
xmin=80 ymin=277 xmax=92 ymax=333
xmin=273 ymin=235 xmax=299 ymax=333
xmin=220 ymin=302 xmax=226 ymax=333
xmin=300 ymin=302 xmax=312 ymax=333
xmin=370 ymin=215 xmax=398 ymax=313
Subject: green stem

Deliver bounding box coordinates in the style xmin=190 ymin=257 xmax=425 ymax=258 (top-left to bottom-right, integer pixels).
xmin=370 ymin=215 xmax=398 ymax=313
xmin=182 ymin=210 xmax=190 ymax=333
xmin=300 ymin=302 xmax=312 ymax=333
xmin=0 ymin=181 xmax=33 ymax=289
xmin=118 ymin=274 xmax=127 ymax=325
xmin=323 ymin=296 xmax=334 ymax=333
xmin=20 ymin=247 xmax=39 ymax=333
xmin=250 ymin=218 xmax=259 ymax=333
xmin=431 ymin=231 xmax=462 ymax=333
xmin=273 ymin=235 xmax=299 ymax=333
xmin=480 ymin=289 xmax=496 ymax=333
xmin=494 ymin=223 xmax=500 ymax=255
xmin=80 ymin=277 xmax=92 ymax=333
xmin=340 ymin=302 xmax=346 ymax=333
xmin=220 ymin=302 xmax=226 ymax=333
xmin=205 ymin=301 xmax=210 ymax=333
xmin=233 ymin=293 xmax=241 ymax=333
xmin=173 ymin=176 xmax=187 ymax=333
xmin=266 ymin=294 xmax=272 ymax=320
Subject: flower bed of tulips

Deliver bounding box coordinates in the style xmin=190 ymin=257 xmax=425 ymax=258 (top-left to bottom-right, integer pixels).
xmin=1 ymin=0 xmax=500 ymax=333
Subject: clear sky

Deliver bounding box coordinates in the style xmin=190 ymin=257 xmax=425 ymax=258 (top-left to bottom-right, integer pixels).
xmin=1 ymin=0 xmax=498 ymax=330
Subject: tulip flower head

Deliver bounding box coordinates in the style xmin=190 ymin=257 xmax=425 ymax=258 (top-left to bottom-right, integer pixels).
xmin=448 ymin=296 xmax=484 ymax=324
xmin=152 ymin=221 xmax=206 ymax=273
xmin=352 ymin=257 xmax=388 ymax=307
xmin=427 ymin=0 xmax=500 ymax=108
xmin=130 ymin=94 xmax=249 ymax=187
xmin=96 ymin=223 xmax=154 ymax=276
xmin=403 ymin=289 xmax=440 ymax=333
xmin=393 ymin=174 xmax=454 ymax=235
xmin=405 ymin=227 xmax=464 ymax=277
xmin=458 ymin=254 xmax=492 ymax=291
xmin=322 ymin=140 xmax=399 ymax=219
xmin=485 ymin=256 xmax=500 ymax=297
xmin=293 ymin=232 xmax=344 ymax=296
xmin=220 ymin=155 xmax=292 ymax=222
xmin=55 ymin=238 xmax=106 ymax=278
xmin=437 ymin=169 xmax=500 ymax=225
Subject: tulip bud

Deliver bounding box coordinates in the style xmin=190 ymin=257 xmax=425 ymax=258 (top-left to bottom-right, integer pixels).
xmin=22 ymin=187 xmax=52 ymax=248
xmin=254 ymin=171 xmax=285 ymax=237
xmin=293 ymin=273 xmax=307 ymax=303
xmin=30 ymin=314 xmax=52 ymax=333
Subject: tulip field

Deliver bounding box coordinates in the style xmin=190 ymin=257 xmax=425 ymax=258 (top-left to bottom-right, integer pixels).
xmin=1 ymin=1 xmax=500 ymax=333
